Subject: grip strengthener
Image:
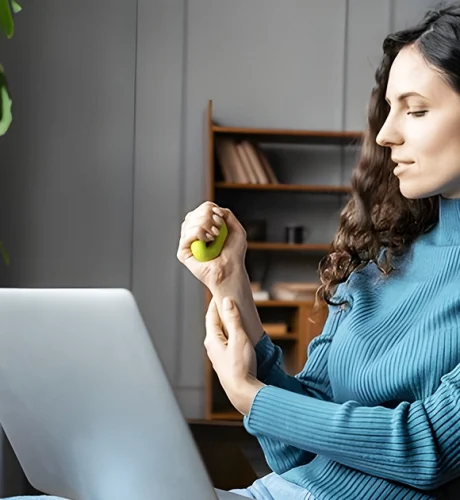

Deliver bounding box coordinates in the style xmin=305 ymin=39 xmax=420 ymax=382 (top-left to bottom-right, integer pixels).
xmin=190 ymin=222 xmax=228 ymax=262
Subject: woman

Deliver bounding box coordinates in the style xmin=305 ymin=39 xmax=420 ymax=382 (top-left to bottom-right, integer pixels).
xmin=177 ymin=3 xmax=460 ymax=499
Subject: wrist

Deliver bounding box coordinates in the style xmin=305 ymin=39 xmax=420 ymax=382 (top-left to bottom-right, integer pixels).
xmin=207 ymin=264 xmax=249 ymax=294
xmin=238 ymin=377 xmax=265 ymax=416
xmin=208 ymin=268 xmax=265 ymax=347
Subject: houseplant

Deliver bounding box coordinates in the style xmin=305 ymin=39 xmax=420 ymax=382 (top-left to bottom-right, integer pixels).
xmin=0 ymin=0 xmax=22 ymax=265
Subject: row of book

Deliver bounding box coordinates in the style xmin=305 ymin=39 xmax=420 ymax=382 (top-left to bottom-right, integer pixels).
xmin=215 ymin=137 xmax=279 ymax=184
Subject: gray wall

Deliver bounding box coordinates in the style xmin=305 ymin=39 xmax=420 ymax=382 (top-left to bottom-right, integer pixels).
xmin=0 ymin=0 xmax=137 ymax=494
xmin=0 ymin=0 xmax=443 ymax=495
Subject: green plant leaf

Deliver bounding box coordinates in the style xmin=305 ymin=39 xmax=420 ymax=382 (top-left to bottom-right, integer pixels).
xmin=0 ymin=0 xmax=14 ymax=39
xmin=0 ymin=64 xmax=4 ymax=121
xmin=0 ymin=86 xmax=12 ymax=135
xmin=10 ymin=1 xmax=21 ymax=14
xmin=0 ymin=66 xmax=12 ymax=135
xmin=0 ymin=242 xmax=10 ymax=266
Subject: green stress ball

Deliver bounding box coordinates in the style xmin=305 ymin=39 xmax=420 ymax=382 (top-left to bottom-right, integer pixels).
xmin=191 ymin=221 xmax=228 ymax=262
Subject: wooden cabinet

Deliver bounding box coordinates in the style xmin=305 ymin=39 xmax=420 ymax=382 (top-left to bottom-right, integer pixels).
xmin=202 ymin=100 xmax=362 ymax=421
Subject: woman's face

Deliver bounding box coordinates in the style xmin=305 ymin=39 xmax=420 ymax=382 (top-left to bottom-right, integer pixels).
xmin=376 ymin=44 xmax=460 ymax=199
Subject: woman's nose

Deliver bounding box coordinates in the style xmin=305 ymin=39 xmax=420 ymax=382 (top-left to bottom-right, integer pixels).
xmin=376 ymin=116 xmax=403 ymax=148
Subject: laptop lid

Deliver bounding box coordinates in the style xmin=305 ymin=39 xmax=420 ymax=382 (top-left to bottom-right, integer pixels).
xmin=0 ymin=287 xmax=219 ymax=500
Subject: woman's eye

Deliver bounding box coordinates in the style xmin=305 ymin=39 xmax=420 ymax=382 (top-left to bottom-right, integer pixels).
xmin=407 ymin=110 xmax=427 ymax=117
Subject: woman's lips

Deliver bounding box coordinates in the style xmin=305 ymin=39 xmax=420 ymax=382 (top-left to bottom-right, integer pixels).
xmin=394 ymin=162 xmax=414 ymax=175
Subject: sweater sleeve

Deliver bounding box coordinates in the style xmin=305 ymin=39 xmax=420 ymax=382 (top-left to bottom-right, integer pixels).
xmin=244 ymin=360 xmax=460 ymax=491
xmin=251 ymin=305 xmax=346 ymax=473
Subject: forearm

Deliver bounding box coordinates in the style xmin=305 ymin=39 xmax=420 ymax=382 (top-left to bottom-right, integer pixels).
xmin=209 ymin=267 xmax=264 ymax=347
xmin=244 ymin=364 xmax=460 ymax=491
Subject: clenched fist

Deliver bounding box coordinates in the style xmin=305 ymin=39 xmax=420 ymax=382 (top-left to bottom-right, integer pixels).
xmin=177 ymin=201 xmax=248 ymax=290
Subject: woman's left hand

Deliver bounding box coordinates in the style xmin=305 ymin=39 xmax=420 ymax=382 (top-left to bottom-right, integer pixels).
xmin=204 ymin=296 xmax=265 ymax=415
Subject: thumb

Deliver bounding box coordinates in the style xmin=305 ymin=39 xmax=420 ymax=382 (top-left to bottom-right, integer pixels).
xmin=220 ymin=209 xmax=245 ymax=247
xmin=222 ymin=297 xmax=245 ymax=343
xmin=205 ymin=298 xmax=227 ymax=348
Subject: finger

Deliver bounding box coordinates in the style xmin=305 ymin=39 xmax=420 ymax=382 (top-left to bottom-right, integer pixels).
xmin=211 ymin=206 xmax=225 ymax=218
xmin=199 ymin=200 xmax=219 ymax=212
xmin=215 ymin=208 xmax=247 ymax=243
xmin=177 ymin=226 xmax=215 ymax=262
xmin=178 ymin=204 xmax=227 ymax=262
xmin=205 ymin=297 xmax=221 ymax=329
xmin=221 ymin=297 xmax=246 ymax=345
xmin=183 ymin=202 xmax=219 ymax=232
xmin=181 ymin=210 xmax=225 ymax=242
xmin=181 ymin=218 xmax=205 ymax=239
xmin=186 ymin=201 xmax=219 ymax=222
xmin=186 ymin=215 xmax=224 ymax=239
xmin=187 ymin=224 xmax=216 ymax=242
xmin=204 ymin=299 xmax=228 ymax=352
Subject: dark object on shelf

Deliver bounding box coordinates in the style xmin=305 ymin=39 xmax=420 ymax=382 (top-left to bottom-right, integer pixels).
xmin=285 ymin=224 xmax=309 ymax=244
xmin=242 ymin=219 xmax=267 ymax=242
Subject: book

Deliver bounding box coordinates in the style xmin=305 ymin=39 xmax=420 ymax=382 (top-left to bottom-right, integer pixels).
xmin=214 ymin=136 xmax=279 ymax=185
xmin=257 ymin=147 xmax=279 ymax=184
xmin=262 ymin=322 xmax=289 ymax=336
xmin=270 ymin=282 xmax=320 ymax=301
xmin=215 ymin=137 xmax=248 ymax=183
xmin=240 ymin=141 xmax=270 ymax=184
xmin=214 ymin=137 xmax=233 ymax=182
xmin=252 ymin=290 xmax=270 ymax=301
xmin=236 ymin=143 xmax=258 ymax=183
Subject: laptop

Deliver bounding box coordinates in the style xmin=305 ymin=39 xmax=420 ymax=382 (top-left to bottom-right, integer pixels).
xmin=0 ymin=288 xmax=248 ymax=500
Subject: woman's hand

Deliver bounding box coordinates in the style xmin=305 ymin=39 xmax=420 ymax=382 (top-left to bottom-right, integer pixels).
xmin=204 ymin=296 xmax=265 ymax=416
xmin=178 ymin=200 xmax=266 ymax=348
xmin=177 ymin=201 xmax=247 ymax=290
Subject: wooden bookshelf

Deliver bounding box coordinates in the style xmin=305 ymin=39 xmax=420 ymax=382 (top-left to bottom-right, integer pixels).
xmin=255 ymin=299 xmax=314 ymax=307
xmin=247 ymin=242 xmax=331 ymax=252
xmin=203 ymin=99 xmax=360 ymax=421
xmin=213 ymin=124 xmax=363 ymax=146
xmin=210 ymin=411 xmax=244 ymax=421
xmin=215 ymin=182 xmax=351 ymax=194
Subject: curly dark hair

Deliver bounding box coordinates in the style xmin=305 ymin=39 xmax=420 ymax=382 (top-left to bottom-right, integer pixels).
xmin=316 ymin=1 xmax=460 ymax=308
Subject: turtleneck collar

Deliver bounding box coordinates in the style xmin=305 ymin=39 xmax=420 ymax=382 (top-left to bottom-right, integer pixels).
xmin=432 ymin=195 xmax=460 ymax=246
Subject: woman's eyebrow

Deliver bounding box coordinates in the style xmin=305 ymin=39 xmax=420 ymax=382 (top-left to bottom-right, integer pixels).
xmin=385 ymin=91 xmax=427 ymax=105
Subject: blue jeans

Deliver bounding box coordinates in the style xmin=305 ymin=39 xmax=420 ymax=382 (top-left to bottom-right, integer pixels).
xmin=226 ymin=472 xmax=314 ymax=500
xmin=5 ymin=474 xmax=315 ymax=500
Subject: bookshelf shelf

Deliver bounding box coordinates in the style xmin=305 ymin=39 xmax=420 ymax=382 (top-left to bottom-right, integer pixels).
xmin=215 ymin=182 xmax=351 ymax=194
xmin=212 ymin=124 xmax=363 ymax=146
xmin=247 ymin=242 xmax=330 ymax=252
xmin=255 ymin=300 xmax=314 ymax=307
xmin=210 ymin=411 xmax=242 ymax=421
xmin=203 ymin=99 xmax=355 ymax=422
xmin=267 ymin=332 xmax=299 ymax=340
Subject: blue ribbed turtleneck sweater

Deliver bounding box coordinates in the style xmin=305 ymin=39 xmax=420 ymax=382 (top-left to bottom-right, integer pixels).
xmin=244 ymin=195 xmax=460 ymax=500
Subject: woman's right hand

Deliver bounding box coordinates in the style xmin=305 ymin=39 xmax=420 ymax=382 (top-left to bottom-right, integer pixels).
xmin=178 ymin=201 xmax=265 ymax=348
xmin=176 ymin=201 xmax=248 ymax=291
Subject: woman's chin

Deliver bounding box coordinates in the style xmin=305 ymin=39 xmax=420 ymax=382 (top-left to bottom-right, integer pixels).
xmin=398 ymin=181 xmax=438 ymax=200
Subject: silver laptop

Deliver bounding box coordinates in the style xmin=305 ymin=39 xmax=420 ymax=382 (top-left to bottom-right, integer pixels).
xmin=0 ymin=288 xmax=247 ymax=500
